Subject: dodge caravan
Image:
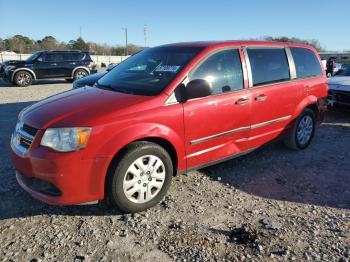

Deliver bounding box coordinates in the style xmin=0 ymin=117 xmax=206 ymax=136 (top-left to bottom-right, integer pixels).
xmin=11 ymin=41 xmax=328 ymax=212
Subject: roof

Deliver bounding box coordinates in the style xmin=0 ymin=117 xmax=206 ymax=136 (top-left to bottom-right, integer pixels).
xmin=159 ymin=40 xmax=316 ymax=50
xmin=47 ymin=50 xmax=86 ymax=53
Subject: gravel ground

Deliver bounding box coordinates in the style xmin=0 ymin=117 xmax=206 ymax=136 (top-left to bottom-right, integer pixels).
xmin=0 ymin=79 xmax=349 ymax=262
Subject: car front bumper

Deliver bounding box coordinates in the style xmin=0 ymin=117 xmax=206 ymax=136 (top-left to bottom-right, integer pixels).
xmin=328 ymin=89 xmax=350 ymax=107
xmin=11 ymin=135 xmax=109 ymax=205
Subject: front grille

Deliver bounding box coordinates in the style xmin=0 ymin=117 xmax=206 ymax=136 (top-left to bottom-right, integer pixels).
xmin=14 ymin=123 xmax=38 ymax=151
xmin=19 ymin=136 xmax=32 ymax=149
xmin=22 ymin=124 xmax=38 ymax=137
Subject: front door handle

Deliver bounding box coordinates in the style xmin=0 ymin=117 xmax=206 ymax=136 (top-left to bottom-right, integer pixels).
xmin=254 ymin=95 xmax=267 ymax=101
xmin=50 ymin=63 xmax=57 ymax=66
xmin=235 ymin=98 xmax=249 ymax=105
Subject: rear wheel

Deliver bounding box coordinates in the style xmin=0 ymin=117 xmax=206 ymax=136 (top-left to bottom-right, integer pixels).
xmin=284 ymin=108 xmax=315 ymax=150
xmin=106 ymin=141 xmax=173 ymax=213
xmin=14 ymin=71 xmax=33 ymax=87
xmin=73 ymin=69 xmax=88 ymax=80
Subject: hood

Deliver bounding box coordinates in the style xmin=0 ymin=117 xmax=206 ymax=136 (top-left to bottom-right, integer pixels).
xmin=21 ymin=87 xmax=153 ymax=129
xmin=4 ymin=60 xmax=26 ymax=66
xmin=328 ymin=76 xmax=350 ymax=86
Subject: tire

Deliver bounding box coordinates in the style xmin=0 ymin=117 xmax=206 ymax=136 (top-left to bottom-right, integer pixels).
xmin=73 ymin=69 xmax=88 ymax=80
xmin=14 ymin=71 xmax=33 ymax=87
xmin=284 ymin=108 xmax=316 ymax=150
xmin=106 ymin=141 xmax=173 ymax=213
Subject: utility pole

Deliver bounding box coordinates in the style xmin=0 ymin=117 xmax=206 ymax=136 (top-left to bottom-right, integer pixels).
xmin=79 ymin=26 xmax=82 ymax=38
xmin=121 ymin=27 xmax=128 ymax=56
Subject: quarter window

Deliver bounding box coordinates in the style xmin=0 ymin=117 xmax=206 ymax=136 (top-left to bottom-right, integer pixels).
xmin=247 ymin=48 xmax=290 ymax=87
xmin=71 ymin=53 xmax=87 ymax=61
xmin=188 ymin=49 xmax=243 ymax=95
xmin=290 ymin=47 xmax=323 ymax=78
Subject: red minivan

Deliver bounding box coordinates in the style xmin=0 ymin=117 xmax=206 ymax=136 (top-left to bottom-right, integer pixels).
xmin=11 ymin=41 xmax=328 ymax=212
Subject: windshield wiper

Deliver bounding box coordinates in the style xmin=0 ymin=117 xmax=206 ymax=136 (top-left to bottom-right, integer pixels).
xmin=94 ymin=82 xmax=116 ymax=91
xmin=95 ymin=82 xmax=134 ymax=94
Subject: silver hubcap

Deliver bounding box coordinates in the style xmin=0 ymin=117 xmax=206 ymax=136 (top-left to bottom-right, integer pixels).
xmin=17 ymin=73 xmax=30 ymax=85
xmin=75 ymin=70 xmax=87 ymax=79
xmin=123 ymin=155 xmax=166 ymax=204
xmin=297 ymin=115 xmax=313 ymax=145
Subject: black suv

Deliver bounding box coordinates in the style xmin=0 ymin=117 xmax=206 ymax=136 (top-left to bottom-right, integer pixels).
xmin=0 ymin=50 xmax=97 ymax=87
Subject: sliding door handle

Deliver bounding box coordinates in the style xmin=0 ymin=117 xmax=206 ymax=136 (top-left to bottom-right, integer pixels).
xmin=254 ymin=95 xmax=267 ymax=101
xmin=235 ymin=98 xmax=249 ymax=105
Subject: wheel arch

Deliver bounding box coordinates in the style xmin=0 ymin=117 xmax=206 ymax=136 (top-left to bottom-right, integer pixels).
xmin=293 ymin=95 xmax=318 ymax=119
xmin=71 ymin=66 xmax=90 ymax=78
xmin=106 ymin=136 xmax=179 ymax=178
xmin=11 ymin=68 xmax=36 ymax=82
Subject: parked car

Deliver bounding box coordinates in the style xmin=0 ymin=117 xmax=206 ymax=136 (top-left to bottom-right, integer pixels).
xmin=341 ymin=64 xmax=349 ymax=70
xmin=328 ymin=67 xmax=350 ymax=108
xmin=11 ymin=41 xmax=327 ymax=213
xmin=72 ymin=63 xmax=117 ymax=89
xmin=0 ymin=50 xmax=97 ymax=87
xmin=333 ymin=63 xmax=343 ymax=75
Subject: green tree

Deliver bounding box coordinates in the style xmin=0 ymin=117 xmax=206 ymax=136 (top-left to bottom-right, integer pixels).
xmin=5 ymin=35 xmax=34 ymax=53
xmin=262 ymin=36 xmax=325 ymax=51
xmin=68 ymin=37 xmax=89 ymax=51
xmin=37 ymin=36 xmax=59 ymax=50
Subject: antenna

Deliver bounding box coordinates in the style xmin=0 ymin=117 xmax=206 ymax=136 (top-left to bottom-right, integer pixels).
xmin=144 ymin=24 xmax=148 ymax=47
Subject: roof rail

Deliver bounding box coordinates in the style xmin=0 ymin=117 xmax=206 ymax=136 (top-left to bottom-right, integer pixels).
xmin=47 ymin=50 xmax=83 ymax=52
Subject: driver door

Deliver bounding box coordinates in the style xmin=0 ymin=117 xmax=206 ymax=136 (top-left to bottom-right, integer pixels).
xmin=183 ymin=48 xmax=252 ymax=169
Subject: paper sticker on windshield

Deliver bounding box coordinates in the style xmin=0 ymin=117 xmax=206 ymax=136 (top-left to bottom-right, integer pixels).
xmin=155 ymin=65 xmax=181 ymax=72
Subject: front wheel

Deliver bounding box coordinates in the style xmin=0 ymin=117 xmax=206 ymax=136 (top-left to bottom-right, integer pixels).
xmin=284 ymin=108 xmax=316 ymax=150
xmin=14 ymin=71 xmax=33 ymax=87
xmin=106 ymin=141 xmax=173 ymax=213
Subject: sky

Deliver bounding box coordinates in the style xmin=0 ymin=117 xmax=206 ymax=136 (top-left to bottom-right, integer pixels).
xmin=1 ymin=0 xmax=349 ymax=51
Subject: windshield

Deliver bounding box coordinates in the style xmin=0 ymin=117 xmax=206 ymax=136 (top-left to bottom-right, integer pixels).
xmin=335 ymin=67 xmax=350 ymax=76
xmin=96 ymin=46 xmax=203 ymax=95
xmin=25 ymin=52 xmax=42 ymax=62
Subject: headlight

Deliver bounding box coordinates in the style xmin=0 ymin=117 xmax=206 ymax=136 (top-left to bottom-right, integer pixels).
xmin=40 ymin=127 xmax=92 ymax=152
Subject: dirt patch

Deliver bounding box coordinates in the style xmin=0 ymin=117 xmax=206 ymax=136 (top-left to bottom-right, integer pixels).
xmin=0 ymin=81 xmax=349 ymax=261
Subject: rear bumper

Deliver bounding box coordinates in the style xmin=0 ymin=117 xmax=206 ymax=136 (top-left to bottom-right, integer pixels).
xmin=11 ymin=141 xmax=109 ymax=205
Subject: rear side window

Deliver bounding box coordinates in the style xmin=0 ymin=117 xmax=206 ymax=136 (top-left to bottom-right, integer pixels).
xmin=43 ymin=53 xmax=63 ymax=62
xmin=63 ymin=53 xmax=73 ymax=61
xmin=188 ymin=49 xmax=243 ymax=95
xmin=290 ymin=47 xmax=323 ymax=78
xmin=53 ymin=53 xmax=64 ymax=62
xmin=247 ymin=48 xmax=290 ymax=87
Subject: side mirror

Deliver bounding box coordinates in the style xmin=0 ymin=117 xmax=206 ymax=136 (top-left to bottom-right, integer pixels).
xmin=185 ymin=79 xmax=212 ymax=100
